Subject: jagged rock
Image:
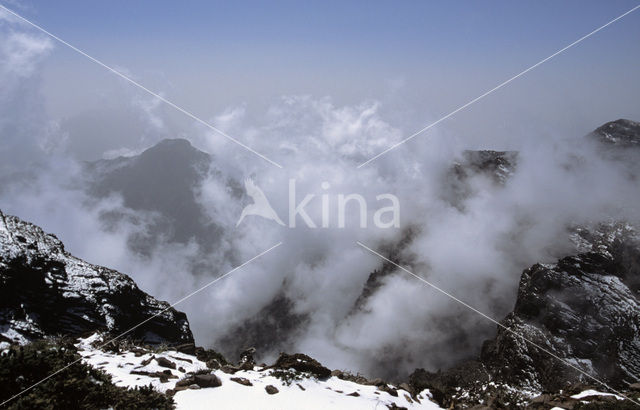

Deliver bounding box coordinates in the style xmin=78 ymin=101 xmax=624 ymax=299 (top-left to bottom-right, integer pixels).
xmin=409 ymin=222 xmax=640 ymax=408
xmin=265 ymin=385 xmax=279 ymax=395
xmin=481 ymin=222 xmax=640 ymax=391
xmin=239 ymin=346 xmax=256 ymax=370
xmin=273 ymin=353 xmax=331 ymax=379
xmin=194 ymin=346 xmax=228 ymax=367
xmin=442 ymin=150 xmax=518 ymax=209
xmin=0 ymin=210 xmax=193 ymax=345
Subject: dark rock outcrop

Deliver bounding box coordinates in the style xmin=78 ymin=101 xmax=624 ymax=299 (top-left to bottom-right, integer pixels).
xmin=442 ymin=150 xmax=518 ymax=209
xmin=480 ymin=222 xmax=640 ymax=391
xmin=0 ymin=210 xmax=194 ymax=345
xmin=272 ymin=352 xmax=332 ymax=379
xmin=410 ymin=222 xmax=640 ymax=408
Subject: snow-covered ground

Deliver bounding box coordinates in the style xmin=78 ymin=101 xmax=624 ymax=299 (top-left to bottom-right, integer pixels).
xmin=174 ymin=372 xmax=440 ymax=410
xmin=76 ymin=334 xmax=442 ymax=409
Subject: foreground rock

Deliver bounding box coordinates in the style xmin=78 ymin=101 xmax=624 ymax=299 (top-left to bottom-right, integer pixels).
xmin=410 ymin=222 xmax=640 ymax=408
xmin=0 ymin=210 xmax=193 ymax=346
xmin=272 ymin=353 xmax=332 ymax=379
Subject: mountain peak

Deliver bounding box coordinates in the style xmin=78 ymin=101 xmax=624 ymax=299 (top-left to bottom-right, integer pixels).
xmin=150 ymin=138 xmax=195 ymax=150
xmin=140 ymin=138 xmax=210 ymax=161
xmin=591 ymin=118 xmax=640 ymax=147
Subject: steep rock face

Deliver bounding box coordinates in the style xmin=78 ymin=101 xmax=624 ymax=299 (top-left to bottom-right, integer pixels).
xmin=0 ymin=210 xmax=194 ymax=345
xmin=410 ymin=223 xmax=640 ymax=408
xmin=481 ymin=222 xmax=640 ymax=391
xmin=442 ymin=150 xmax=518 ymax=209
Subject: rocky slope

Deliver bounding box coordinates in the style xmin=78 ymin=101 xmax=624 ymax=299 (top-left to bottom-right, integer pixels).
xmin=0 ymin=210 xmax=193 ymax=346
xmin=481 ymin=223 xmax=640 ymax=391
xmin=405 ymin=119 xmax=640 ymax=408
xmin=409 ymin=222 xmax=640 ymax=408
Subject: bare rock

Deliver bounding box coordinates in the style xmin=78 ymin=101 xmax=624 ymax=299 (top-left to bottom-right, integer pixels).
xmin=265 ymin=385 xmax=279 ymax=395
xmin=273 ymin=353 xmax=331 ymax=378
xmin=230 ymin=377 xmax=253 ymax=386
xmin=193 ymin=373 xmax=222 ymax=388
xmin=155 ymin=357 xmax=176 ymax=369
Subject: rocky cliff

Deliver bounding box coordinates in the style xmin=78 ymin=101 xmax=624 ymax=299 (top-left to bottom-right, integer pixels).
xmin=0 ymin=210 xmax=194 ymax=346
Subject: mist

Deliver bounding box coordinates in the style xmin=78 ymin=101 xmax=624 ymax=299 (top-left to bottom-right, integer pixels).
xmin=2 ymin=5 xmax=640 ymax=382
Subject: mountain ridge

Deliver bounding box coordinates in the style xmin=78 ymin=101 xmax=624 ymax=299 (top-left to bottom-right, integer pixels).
xmin=0 ymin=209 xmax=194 ymax=346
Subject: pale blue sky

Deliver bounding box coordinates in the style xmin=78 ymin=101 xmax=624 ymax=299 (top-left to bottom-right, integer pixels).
xmin=4 ymin=0 xmax=640 ymax=158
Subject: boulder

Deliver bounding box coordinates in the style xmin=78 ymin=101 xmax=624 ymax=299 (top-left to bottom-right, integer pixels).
xmin=155 ymin=357 xmax=176 ymax=369
xmin=230 ymin=377 xmax=252 ymax=386
xmin=193 ymin=373 xmax=222 ymax=388
xmin=273 ymin=353 xmax=331 ymax=379
xmin=265 ymin=385 xmax=279 ymax=395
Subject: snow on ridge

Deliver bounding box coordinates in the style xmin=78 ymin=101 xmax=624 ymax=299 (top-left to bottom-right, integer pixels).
xmin=75 ymin=334 xmax=442 ymax=409
xmin=570 ymin=389 xmax=624 ymax=400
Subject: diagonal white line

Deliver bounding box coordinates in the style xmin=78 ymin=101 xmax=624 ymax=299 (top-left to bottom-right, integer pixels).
xmin=357 ymin=4 xmax=640 ymax=168
xmin=0 ymin=3 xmax=283 ymax=169
xmin=0 ymin=242 xmax=282 ymax=408
xmin=356 ymin=241 xmax=640 ymax=406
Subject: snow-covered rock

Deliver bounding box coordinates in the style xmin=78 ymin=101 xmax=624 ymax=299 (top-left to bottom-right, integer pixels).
xmin=74 ymin=333 xmax=443 ymax=409
xmin=0 ymin=210 xmax=193 ymax=345
xmin=409 ymin=222 xmax=640 ymax=408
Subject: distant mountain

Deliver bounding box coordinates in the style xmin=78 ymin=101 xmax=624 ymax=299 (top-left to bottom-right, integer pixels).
xmin=84 ymin=139 xmax=233 ymax=256
xmin=591 ymin=118 xmax=640 ymax=147
xmin=0 ymin=210 xmax=193 ymax=346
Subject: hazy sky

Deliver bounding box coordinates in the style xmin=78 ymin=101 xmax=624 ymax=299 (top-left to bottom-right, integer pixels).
xmin=2 ymin=0 xmax=637 ymax=159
